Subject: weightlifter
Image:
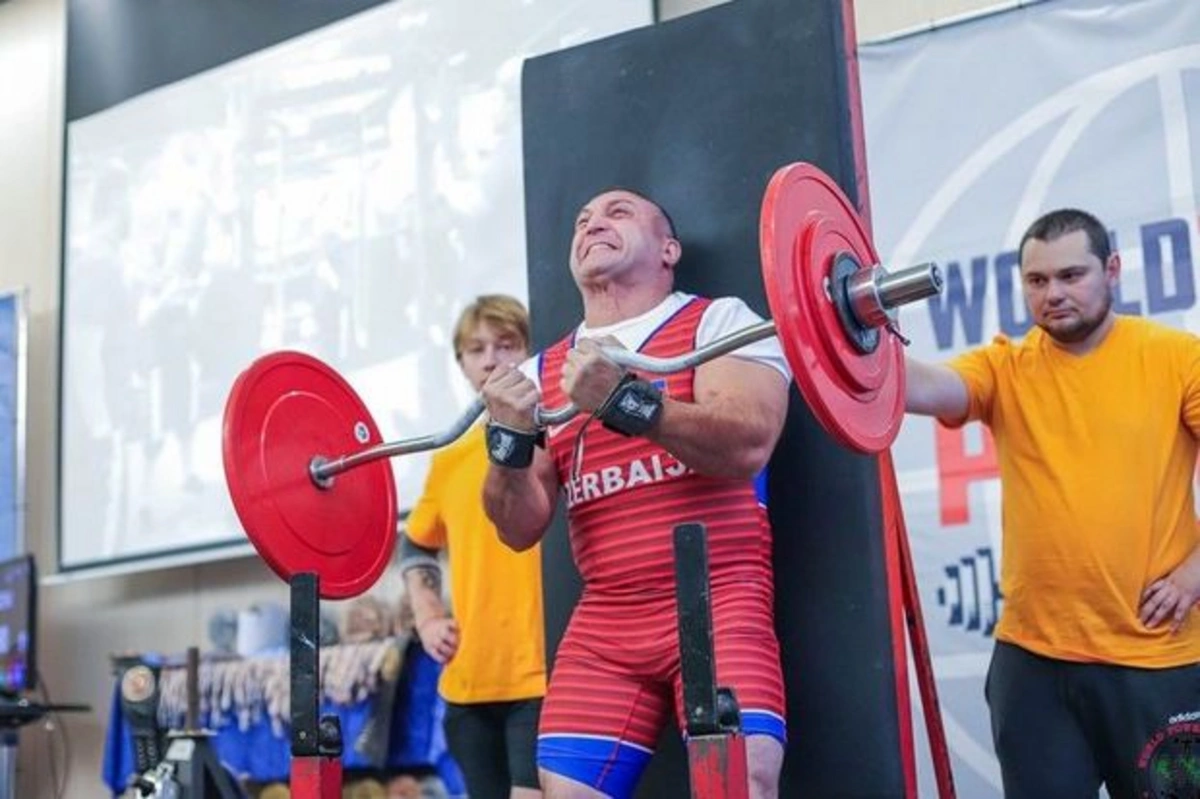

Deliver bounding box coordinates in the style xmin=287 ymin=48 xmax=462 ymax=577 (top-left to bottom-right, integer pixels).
xmin=480 ymin=189 xmax=791 ymax=798
xmin=904 ymin=208 xmax=1200 ymax=799
xmin=402 ymin=295 xmax=547 ymax=799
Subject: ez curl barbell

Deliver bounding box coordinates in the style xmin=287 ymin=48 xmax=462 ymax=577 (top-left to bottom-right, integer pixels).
xmin=221 ymin=162 xmax=943 ymax=598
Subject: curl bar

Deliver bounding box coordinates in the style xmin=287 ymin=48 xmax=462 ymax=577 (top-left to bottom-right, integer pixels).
xmin=308 ymin=259 xmax=941 ymax=488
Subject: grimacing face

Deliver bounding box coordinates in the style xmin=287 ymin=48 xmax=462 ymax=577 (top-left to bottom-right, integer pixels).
xmin=457 ymin=321 xmax=527 ymax=391
xmin=569 ymin=190 xmax=677 ymax=288
xmin=1020 ymin=229 xmax=1118 ymax=345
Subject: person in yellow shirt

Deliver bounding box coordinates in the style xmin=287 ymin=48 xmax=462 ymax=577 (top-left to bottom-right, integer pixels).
xmin=905 ymin=208 xmax=1200 ymax=799
xmin=401 ymin=295 xmax=546 ymax=799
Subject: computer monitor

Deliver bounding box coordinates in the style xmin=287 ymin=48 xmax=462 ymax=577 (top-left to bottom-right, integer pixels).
xmin=0 ymin=555 xmax=35 ymax=696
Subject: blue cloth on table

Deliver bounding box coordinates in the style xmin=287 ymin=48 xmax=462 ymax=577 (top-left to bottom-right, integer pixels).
xmin=102 ymin=643 xmax=464 ymax=796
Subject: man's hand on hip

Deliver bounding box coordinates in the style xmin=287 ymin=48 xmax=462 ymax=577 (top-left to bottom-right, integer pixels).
xmin=1140 ymin=557 xmax=1200 ymax=635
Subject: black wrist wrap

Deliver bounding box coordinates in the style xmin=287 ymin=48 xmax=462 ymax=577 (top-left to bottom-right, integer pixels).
xmin=486 ymin=422 xmax=539 ymax=468
xmin=598 ymin=372 xmax=664 ymax=437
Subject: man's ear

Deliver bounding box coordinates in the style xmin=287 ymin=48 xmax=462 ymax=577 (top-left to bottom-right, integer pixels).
xmin=662 ymin=237 xmax=682 ymax=269
xmin=1105 ymin=252 xmax=1121 ymax=286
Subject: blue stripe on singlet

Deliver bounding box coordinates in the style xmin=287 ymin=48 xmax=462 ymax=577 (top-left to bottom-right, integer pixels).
xmin=537 ymin=733 xmax=653 ymax=798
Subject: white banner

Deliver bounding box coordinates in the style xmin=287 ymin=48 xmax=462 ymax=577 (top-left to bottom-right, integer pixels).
xmin=860 ymin=1 xmax=1200 ymax=795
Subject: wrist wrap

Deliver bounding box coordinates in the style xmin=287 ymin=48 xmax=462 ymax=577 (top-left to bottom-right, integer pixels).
xmin=598 ymin=372 xmax=664 ymax=437
xmin=486 ymin=422 xmax=538 ymax=468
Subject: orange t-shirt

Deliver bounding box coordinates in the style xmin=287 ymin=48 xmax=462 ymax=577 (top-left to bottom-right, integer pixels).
xmin=406 ymin=422 xmax=547 ymax=703
xmin=946 ymin=315 xmax=1200 ymax=667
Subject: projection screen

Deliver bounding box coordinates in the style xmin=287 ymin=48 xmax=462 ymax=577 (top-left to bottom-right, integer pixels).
xmin=60 ymin=0 xmax=653 ymax=572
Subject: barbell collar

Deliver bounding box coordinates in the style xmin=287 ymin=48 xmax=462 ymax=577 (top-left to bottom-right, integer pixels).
xmin=846 ymin=262 xmax=941 ymax=330
xmin=878 ymin=262 xmax=943 ymax=309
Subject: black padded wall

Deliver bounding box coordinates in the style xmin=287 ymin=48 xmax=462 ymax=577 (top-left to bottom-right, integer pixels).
xmin=521 ymin=0 xmax=908 ymax=795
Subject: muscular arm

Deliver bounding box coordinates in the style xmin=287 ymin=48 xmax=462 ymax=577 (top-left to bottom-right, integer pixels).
xmin=647 ymin=355 xmax=788 ymax=479
xmin=478 ymin=362 xmax=562 ymax=552
xmin=482 ymin=451 xmax=560 ymax=552
xmin=905 ymin=356 xmax=970 ymax=422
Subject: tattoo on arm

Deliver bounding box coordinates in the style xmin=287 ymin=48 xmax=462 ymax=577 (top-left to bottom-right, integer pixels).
xmin=399 ymin=534 xmax=442 ymax=590
xmin=414 ymin=564 xmax=441 ymax=593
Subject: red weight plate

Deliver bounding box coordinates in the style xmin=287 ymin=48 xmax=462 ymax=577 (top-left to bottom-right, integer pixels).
xmin=222 ymin=351 xmax=396 ymax=599
xmin=760 ymin=162 xmax=905 ymax=453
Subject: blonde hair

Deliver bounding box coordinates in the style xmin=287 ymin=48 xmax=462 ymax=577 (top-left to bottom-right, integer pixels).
xmin=452 ymin=294 xmax=530 ymax=360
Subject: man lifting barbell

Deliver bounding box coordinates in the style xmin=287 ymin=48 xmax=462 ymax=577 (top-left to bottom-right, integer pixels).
xmin=479 ymin=165 xmax=939 ymax=799
xmin=220 ymin=162 xmax=943 ymax=799
xmin=481 ymin=186 xmax=790 ymax=799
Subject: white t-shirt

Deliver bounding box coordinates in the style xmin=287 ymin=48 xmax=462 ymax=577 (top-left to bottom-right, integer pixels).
xmin=519 ymin=291 xmax=791 ymax=387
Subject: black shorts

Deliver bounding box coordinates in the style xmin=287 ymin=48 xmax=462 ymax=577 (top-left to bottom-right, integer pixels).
xmin=443 ymin=697 xmax=542 ymax=796
xmin=986 ymin=640 xmax=1200 ymax=799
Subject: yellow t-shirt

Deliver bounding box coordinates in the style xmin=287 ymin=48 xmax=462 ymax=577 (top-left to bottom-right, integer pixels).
xmin=947 ymin=315 xmax=1200 ymax=667
xmin=406 ymin=422 xmax=547 ymax=703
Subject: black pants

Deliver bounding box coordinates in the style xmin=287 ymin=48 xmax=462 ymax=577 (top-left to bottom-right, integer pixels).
xmin=444 ymin=698 xmax=542 ymax=797
xmin=986 ymin=640 xmax=1200 ymax=799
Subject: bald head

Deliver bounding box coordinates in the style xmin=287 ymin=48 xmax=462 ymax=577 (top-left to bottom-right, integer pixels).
xmin=582 ymin=189 xmax=676 ymax=239
xmin=569 ymin=188 xmax=683 ymax=295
